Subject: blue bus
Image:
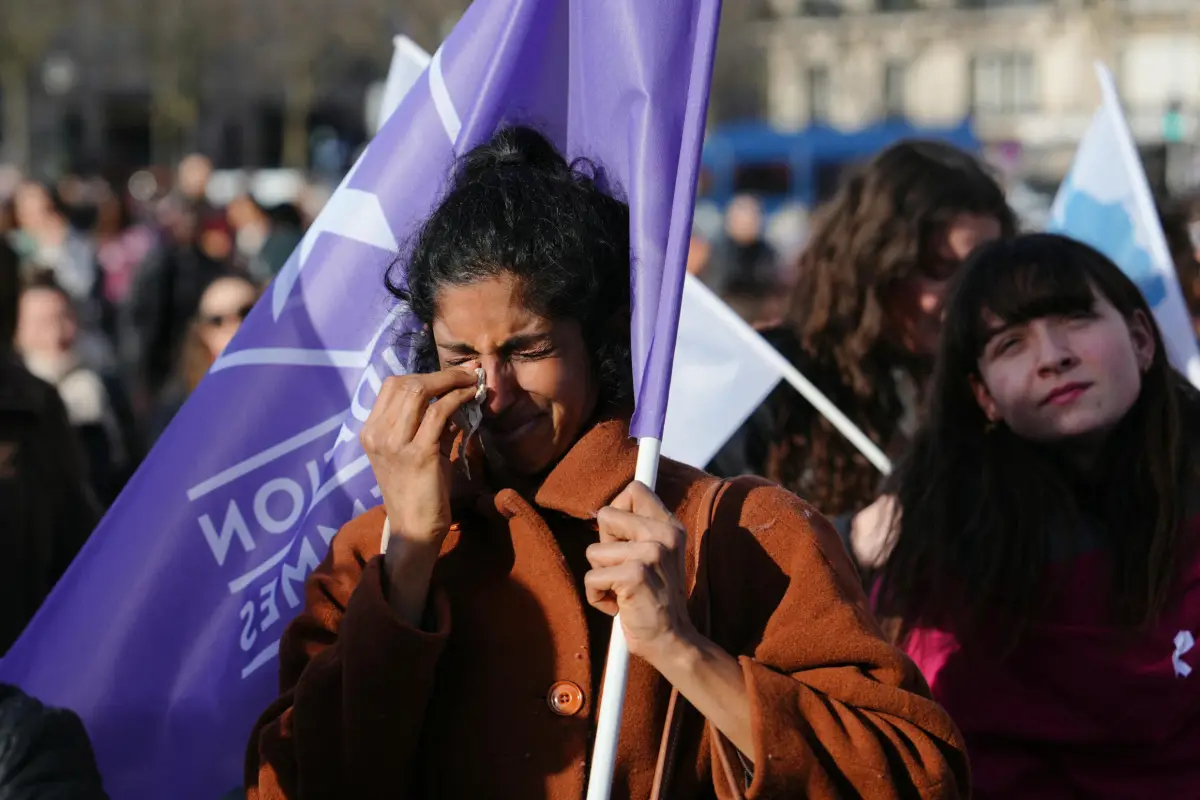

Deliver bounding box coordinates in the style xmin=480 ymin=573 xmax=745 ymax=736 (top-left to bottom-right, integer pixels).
xmin=699 ymin=118 xmax=981 ymax=214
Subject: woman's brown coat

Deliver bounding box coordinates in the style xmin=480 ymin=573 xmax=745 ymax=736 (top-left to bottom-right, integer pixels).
xmin=246 ymin=417 xmax=967 ymax=799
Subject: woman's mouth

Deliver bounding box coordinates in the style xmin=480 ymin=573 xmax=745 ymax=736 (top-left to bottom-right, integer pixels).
xmin=1041 ymin=382 xmax=1092 ymax=407
xmin=488 ymin=414 xmax=544 ymax=443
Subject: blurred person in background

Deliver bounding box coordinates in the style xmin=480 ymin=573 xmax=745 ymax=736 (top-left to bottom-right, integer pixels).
xmin=8 ymin=181 xmax=97 ymax=307
xmin=708 ymin=141 xmax=1015 ymax=576
xmin=124 ymin=195 xmax=230 ymax=412
xmin=226 ymin=194 xmax=270 ymax=268
xmin=702 ymin=193 xmax=779 ymax=296
xmin=95 ymin=183 xmax=158 ymax=310
xmin=147 ymin=270 xmax=260 ymax=445
xmin=7 ymin=181 xmax=115 ymax=376
xmin=16 ymin=274 xmax=128 ymax=506
xmin=227 ymin=194 xmax=304 ymax=283
xmin=0 ymin=239 xmax=99 ymax=655
xmin=254 ymin=203 xmax=304 ymax=279
xmin=172 ymin=152 xmax=233 ymax=273
xmin=0 ymin=684 xmax=108 ymax=799
xmin=174 ymin=153 xmax=217 ymax=218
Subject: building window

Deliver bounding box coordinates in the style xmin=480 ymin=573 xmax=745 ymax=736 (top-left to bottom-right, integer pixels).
xmin=808 ymin=66 xmax=831 ymax=122
xmin=884 ymin=61 xmax=907 ymax=118
xmin=971 ymin=52 xmax=1037 ymax=114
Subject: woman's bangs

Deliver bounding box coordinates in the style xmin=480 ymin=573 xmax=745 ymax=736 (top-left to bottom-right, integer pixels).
xmin=969 ymin=253 xmax=1096 ymax=350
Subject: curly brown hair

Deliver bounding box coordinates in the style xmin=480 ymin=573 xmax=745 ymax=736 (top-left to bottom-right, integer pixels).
xmin=766 ymin=140 xmax=1016 ymax=515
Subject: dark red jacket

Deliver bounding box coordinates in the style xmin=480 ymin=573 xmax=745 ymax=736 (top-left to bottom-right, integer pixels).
xmin=901 ymin=519 xmax=1200 ymax=799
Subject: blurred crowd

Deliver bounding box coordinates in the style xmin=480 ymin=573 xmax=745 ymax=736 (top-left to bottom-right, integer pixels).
xmin=0 ymin=155 xmax=310 ymax=509
xmin=0 ymin=155 xmax=318 ymax=685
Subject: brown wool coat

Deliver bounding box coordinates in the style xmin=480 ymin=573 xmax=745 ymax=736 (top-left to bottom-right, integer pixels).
xmin=245 ymin=417 xmax=968 ymax=799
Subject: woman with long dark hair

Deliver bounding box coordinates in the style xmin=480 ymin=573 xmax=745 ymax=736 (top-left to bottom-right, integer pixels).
xmin=876 ymin=233 xmax=1200 ymax=798
xmin=245 ymin=127 xmax=968 ymax=799
xmin=711 ymin=140 xmax=1015 ymax=572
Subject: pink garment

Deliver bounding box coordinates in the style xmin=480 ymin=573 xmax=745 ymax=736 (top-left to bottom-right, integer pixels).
xmin=97 ymin=225 xmax=156 ymax=304
xmin=898 ymin=516 xmax=1200 ymax=799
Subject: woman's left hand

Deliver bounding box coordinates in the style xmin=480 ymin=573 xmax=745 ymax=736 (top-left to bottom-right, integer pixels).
xmin=585 ymin=481 xmax=698 ymax=666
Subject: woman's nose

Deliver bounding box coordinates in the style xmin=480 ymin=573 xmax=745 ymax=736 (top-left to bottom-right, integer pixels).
xmin=479 ymin=360 xmax=516 ymax=415
xmin=1034 ymin=329 xmax=1078 ymax=373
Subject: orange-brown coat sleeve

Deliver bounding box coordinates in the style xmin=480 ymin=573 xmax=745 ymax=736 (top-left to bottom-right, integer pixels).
xmin=706 ymin=478 xmax=968 ymax=799
xmin=244 ymin=509 xmax=451 ymax=800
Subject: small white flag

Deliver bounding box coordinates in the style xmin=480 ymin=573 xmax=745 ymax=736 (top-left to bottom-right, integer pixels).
xmin=660 ymin=276 xmax=783 ymax=468
xmin=661 ymin=276 xmax=891 ymax=474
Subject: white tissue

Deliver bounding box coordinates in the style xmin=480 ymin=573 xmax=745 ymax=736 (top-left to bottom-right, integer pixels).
xmin=452 ymin=367 xmax=486 ymax=479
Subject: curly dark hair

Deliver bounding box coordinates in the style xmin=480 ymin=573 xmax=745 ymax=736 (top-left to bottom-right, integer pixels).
xmin=876 ymin=233 xmax=1200 ymax=646
xmin=766 ymin=140 xmax=1016 ymax=515
xmin=386 ymin=126 xmax=633 ymax=411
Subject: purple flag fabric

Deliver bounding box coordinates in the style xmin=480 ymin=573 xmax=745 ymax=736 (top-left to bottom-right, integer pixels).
xmin=0 ymin=1 xmax=719 ymax=796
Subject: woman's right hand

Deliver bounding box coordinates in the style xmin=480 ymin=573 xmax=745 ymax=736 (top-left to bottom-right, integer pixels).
xmin=360 ymin=368 xmax=483 ymax=552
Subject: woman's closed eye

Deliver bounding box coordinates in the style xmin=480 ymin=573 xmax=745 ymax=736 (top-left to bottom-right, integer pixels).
xmin=512 ymin=344 xmax=556 ymax=362
xmin=444 ymin=345 xmax=556 ymax=367
xmin=992 ymin=334 xmax=1022 ymax=357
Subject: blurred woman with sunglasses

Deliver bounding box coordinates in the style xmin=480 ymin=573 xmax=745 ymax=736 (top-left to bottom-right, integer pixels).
xmin=147 ymin=270 xmax=259 ymax=445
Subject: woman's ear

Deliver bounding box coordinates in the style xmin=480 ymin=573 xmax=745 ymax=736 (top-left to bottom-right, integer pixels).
xmin=1128 ymin=309 xmax=1156 ymax=373
xmin=969 ymin=373 xmax=1002 ymax=423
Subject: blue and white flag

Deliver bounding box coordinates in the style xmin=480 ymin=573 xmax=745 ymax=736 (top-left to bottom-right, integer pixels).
xmin=1048 ymin=62 xmax=1200 ymax=387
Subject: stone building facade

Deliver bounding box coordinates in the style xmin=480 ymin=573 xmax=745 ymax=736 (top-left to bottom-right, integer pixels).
xmin=760 ymin=0 xmax=1200 ymax=184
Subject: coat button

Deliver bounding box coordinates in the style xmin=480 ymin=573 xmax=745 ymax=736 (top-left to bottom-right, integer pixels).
xmin=547 ymin=681 xmax=584 ymax=716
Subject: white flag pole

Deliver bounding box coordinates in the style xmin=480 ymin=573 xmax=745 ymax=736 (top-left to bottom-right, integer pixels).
xmin=588 ymin=0 xmax=720 ymax=788
xmin=587 ymin=439 xmax=661 ymax=800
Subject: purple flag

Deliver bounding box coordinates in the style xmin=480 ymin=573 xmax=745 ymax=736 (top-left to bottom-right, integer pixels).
xmin=0 ymin=1 xmax=719 ymax=796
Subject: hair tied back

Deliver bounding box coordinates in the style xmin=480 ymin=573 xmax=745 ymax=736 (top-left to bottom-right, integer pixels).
xmin=460 ymin=126 xmax=569 ymax=183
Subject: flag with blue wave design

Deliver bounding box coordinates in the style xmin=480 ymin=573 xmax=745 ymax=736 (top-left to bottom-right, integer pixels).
xmin=0 ymin=1 xmax=719 ymax=796
xmin=1047 ymin=63 xmax=1200 ymax=387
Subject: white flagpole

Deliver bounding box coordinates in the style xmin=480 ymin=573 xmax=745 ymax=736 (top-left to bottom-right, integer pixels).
xmin=587 ymin=438 xmax=661 ymax=800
